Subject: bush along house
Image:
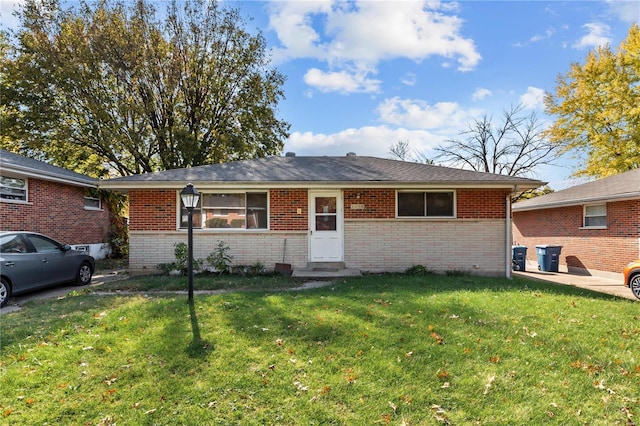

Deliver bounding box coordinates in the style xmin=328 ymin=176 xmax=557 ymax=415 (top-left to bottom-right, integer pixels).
xmin=99 ymin=153 xmax=543 ymax=277
xmin=0 ymin=148 xmax=112 ymax=259
xmin=513 ymin=168 xmax=640 ymax=278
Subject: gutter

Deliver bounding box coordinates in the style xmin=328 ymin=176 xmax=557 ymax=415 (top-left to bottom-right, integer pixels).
xmin=506 ymin=187 xmax=514 ymax=279
xmin=513 ymin=192 xmax=640 ymax=212
xmin=0 ymin=165 xmax=97 ymax=188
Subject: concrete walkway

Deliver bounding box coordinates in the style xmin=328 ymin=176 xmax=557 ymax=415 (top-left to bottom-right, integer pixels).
xmin=0 ymin=269 xmax=129 ymax=315
xmin=513 ymin=261 xmax=636 ymax=301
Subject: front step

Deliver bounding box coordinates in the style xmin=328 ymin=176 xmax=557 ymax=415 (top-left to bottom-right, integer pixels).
xmin=307 ymin=261 xmax=345 ymax=271
xmin=292 ymin=262 xmax=361 ymax=279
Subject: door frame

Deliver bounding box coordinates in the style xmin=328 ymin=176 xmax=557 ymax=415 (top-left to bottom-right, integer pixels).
xmin=308 ymin=190 xmax=344 ymax=262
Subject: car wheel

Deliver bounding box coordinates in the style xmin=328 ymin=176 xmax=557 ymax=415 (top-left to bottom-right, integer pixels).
xmin=0 ymin=278 xmax=11 ymax=308
xmin=630 ymin=274 xmax=640 ymax=300
xmin=75 ymin=262 xmax=93 ymax=286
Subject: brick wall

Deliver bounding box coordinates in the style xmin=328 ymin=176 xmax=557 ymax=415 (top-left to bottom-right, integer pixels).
xmin=345 ymin=219 xmax=506 ymax=275
xmin=457 ymin=189 xmax=509 ymax=219
xmin=0 ymin=178 xmax=111 ymax=245
xmin=128 ymin=189 xmax=177 ymax=231
xmin=126 ymin=186 xmax=511 ymax=274
xmin=344 ymin=189 xmax=395 ymax=218
xmin=513 ymin=199 xmax=640 ymax=274
xmin=129 ymin=231 xmax=307 ymax=273
xmin=270 ymin=189 xmax=308 ymax=230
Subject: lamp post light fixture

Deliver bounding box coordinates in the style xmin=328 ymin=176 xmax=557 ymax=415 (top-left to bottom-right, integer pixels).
xmin=180 ymin=183 xmax=200 ymax=302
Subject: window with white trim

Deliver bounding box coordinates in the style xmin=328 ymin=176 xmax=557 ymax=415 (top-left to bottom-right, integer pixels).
xmin=84 ymin=188 xmax=101 ymax=210
xmin=0 ymin=175 xmax=27 ymax=201
xmin=180 ymin=191 xmax=268 ymax=229
xmin=397 ymin=191 xmax=455 ymax=218
xmin=583 ymin=204 xmax=606 ymax=228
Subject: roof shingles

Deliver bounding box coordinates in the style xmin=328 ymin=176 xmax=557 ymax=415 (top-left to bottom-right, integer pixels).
xmin=513 ymin=168 xmax=640 ymax=211
xmin=100 ymin=156 xmax=544 ymax=188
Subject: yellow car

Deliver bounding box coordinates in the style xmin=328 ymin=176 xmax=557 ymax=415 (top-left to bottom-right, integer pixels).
xmin=623 ymin=260 xmax=640 ymax=300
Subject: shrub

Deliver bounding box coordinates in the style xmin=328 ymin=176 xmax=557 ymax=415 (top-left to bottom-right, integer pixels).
xmin=206 ymin=240 xmax=233 ymax=274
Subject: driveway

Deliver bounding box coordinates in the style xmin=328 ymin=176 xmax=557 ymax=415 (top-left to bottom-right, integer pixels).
xmin=513 ymin=261 xmax=636 ymax=301
xmin=0 ymin=270 xmax=128 ymax=315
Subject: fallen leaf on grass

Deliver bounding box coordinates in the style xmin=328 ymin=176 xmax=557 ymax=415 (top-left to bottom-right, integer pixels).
xmin=483 ymin=375 xmax=496 ymax=395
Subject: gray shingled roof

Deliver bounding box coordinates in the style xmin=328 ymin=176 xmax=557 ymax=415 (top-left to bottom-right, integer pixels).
xmin=0 ymin=149 xmax=97 ymax=187
xmin=99 ymin=155 xmax=544 ymax=189
xmin=513 ymin=168 xmax=640 ymax=211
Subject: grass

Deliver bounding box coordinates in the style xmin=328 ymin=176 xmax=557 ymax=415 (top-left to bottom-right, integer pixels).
xmin=1 ymin=273 xmax=639 ymax=425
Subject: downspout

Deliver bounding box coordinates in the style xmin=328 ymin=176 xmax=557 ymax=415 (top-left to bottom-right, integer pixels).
xmin=505 ymin=187 xmax=516 ymax=279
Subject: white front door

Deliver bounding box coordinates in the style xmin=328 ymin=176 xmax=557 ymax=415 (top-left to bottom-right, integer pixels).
xmin=309 ymin=191 xmax=343 ymax=262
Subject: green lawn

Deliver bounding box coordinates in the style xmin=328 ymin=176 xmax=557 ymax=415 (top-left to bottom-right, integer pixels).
xmin=1 ymin=273 xmax=638 ymax=425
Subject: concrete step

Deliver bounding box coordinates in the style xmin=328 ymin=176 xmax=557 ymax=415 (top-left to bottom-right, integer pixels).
xmin=306 ymin=261 xmax=346 ymax=271
xmin=292 ymin=267 xmax=361 ymax=279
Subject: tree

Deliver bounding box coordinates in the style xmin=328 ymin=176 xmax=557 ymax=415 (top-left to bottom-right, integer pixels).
xmin=0 ymin=0 xmax=289 ymax=177
xmin=388 ymin=140 xmax=434 ymax=164
xmin=434 ymin=104 xmax=557 ymax=179
xmin=545 ymin=24 xmax=640 ymax=178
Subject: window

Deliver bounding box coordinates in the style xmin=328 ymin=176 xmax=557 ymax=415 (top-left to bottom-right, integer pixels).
xmin=584 ymin=204 xmax=606 ymax=228
xmin=0 ymin=175 xmax=27 ymax=201
xmin=397 ymin=191 xmax=455 ymax=217
xmin=84 ymin=188 xmax=101 ymax=209
xmin=180 ymin=191 xmax=268 ymax=230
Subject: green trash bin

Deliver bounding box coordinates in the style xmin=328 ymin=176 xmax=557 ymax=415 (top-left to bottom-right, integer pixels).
xmin=536 ymin=245 xmax=562 ymax=272
xmin=512 ymin=246 xmax=527 ymax=271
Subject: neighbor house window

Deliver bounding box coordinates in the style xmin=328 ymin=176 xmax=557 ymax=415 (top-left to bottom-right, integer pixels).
xmin=84 ymin=188 xmax=101 ymax=210
xmin=180 ymin=191 xmax=268 ymax=230
xmin=583 ymin=204 xmax=606 ymax=228
xmin=0 ymin=175 xmax=27 ymax=201
xmin=397 ymin=191 xmax=455 ymax=217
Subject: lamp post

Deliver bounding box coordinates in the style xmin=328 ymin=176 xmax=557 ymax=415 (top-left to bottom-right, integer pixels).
xmin=180 ymin=183 xmax=200 ymax=302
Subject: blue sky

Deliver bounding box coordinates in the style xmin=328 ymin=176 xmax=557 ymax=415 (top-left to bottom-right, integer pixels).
xmin=2 ymin=0 xmax=639 ymax=189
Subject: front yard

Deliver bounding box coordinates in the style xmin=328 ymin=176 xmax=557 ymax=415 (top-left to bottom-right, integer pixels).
xmin=1 ymin=273 xmax=638 ymax=424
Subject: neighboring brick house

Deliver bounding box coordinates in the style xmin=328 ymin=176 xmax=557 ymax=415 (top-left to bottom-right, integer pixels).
xmin=100 ymin=154 xmax=543 ymax=277
xmin=512 ymin=169 xmax=640 ymax=278
xmin=0 ymin=149 xmax=112 ymax=258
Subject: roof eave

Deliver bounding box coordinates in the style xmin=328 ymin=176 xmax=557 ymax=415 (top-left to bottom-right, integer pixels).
xmin=0 ymin=165 xmax=97 ymax=188
xmin=513 ymin=192 xmax=640 ymax=212
xmin=99 ymin=179 xmax=544 ymax=191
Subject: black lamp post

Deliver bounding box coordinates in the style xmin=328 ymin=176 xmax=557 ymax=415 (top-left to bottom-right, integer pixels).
xmin=180 ymin=183 xmax=200 ymax=302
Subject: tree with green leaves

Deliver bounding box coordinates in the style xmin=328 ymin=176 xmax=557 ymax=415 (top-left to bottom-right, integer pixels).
xmin=1 ymin=0 xmax=289 ymax=177
xmin=544 ymin=24 xmax=639 ymax=178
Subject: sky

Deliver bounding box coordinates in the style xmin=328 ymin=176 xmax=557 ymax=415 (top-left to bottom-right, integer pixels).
xmin=2 ymin=0 xmax=639 ymax=189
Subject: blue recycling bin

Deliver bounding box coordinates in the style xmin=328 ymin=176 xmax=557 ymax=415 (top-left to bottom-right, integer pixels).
xmin=512 ymin=246 xmax=527 ymax=271
xmin=536 ymin=245 xmax=562 ymax=272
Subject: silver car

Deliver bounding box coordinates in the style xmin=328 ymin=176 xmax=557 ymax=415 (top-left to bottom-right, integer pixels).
xmin=0 ymin=231 xmax=95 ymax=307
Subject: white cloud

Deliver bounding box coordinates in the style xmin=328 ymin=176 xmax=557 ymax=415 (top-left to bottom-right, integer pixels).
xmin=472 ymin=88 xmax=492 ymax=101
xmin=401 ymin=72 xmax=417 ymax=87
xmin=519 ymin=87 xmax=545 ymax=110
xmin=530 ymin=27 xmax=556 ymax=43
xmin=605 ymin=0 xmax=640 ymax=24
xmin=572 ymin=22 xmax=612 ymax=49
xmin=303 ymin=68 xmax=381 ymax=93
xmin=376 ymin=97 xmax=481 ymax=129
xmin=268 ymin=0 xmax=481 ymax=93
xmin=284 ymin=126 xmax=446 ymax=158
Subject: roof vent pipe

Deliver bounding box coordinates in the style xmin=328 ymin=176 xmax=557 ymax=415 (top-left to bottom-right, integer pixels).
xmin=285 ymin=152 xmax=296 ymax=157
xmin=346 ymin=152 xmax=357 ymax=157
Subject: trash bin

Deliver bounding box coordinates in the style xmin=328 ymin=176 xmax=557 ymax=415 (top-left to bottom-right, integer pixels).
xmin=512 ymin=246 xmax=527 ymax=271
xmin=536 ymin=245 xmax=562 ymax=272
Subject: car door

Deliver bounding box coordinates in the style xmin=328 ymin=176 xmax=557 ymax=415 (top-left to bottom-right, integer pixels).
xmin=0 ymin=233 xmax=42 ymax=293
xmin=25 ymin=234 xmax=76 ymax=286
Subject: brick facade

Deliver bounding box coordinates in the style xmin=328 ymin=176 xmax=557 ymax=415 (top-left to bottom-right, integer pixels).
xmin=513 ymin=199 xmax=640 ymax=275
xmin=127 ymin=187 xmax=510 ymax=276
xmin=0 ymin=177 xmax=111 ymax=245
